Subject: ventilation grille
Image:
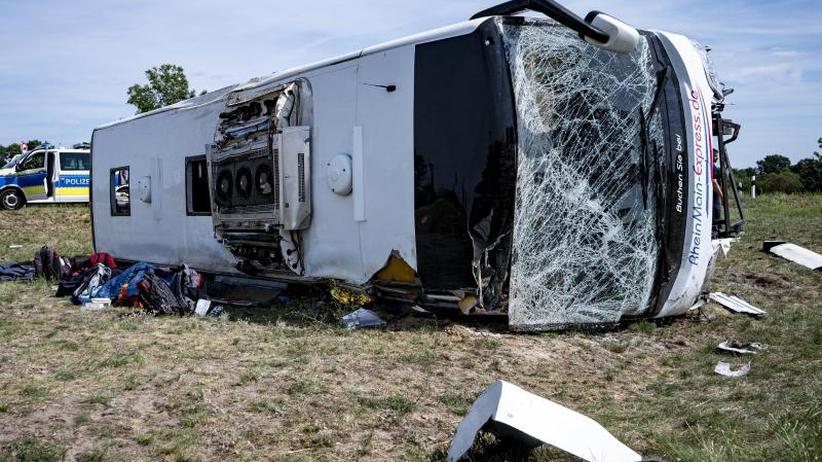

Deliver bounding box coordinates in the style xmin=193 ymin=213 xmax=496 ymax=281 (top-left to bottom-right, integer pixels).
xmin=297 ymin=152 xmax=306 ymax=203
xmin=272 ymin=147 xmax=280 ymax=209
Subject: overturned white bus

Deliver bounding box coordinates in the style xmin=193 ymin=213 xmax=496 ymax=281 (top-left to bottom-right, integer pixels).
xmin=91 ymin=0 xmax=744 ymax=330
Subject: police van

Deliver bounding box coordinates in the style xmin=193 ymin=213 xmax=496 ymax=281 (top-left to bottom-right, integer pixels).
xmin=0 ymin=144 xmax=91 ymax=210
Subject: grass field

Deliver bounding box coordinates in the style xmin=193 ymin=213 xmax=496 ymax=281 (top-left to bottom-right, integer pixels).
xmin=0 ymin=196 xmax=820 ymax=462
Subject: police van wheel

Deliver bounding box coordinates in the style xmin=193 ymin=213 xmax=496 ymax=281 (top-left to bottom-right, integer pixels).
xmin=0 ymin=189 xmax=24 ymax=210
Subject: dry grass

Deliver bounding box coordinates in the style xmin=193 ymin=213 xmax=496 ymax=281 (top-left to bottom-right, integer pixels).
xmin=0 ymin=197 xmax=820 ymax=461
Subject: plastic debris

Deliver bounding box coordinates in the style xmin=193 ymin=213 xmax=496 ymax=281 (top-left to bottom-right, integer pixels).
xmin=8 ymin=244 xmax=22 ymax=249
xmin=330 ymin=286 xmax=373 ymax=306
xmin=717 ymin=341 xmax=766 ymax=355
xmin=192 ymin=300 xmax=223 ymax=317
xmin=713 ymin=238 xmax=736 ymax=258
xmin=764 ymin=241 xmax=822 ymax=270
xmin=714 ymin=361 xmax=751 ymax=378
xmin=341 ymin=308 xmax=387 ymax=330
xmin=709 ymin=292 xmax=766 ymax=317
xmin=81 ymin=298 xmax=112 ymax=311
xmin=447 ymin=380 xmax=642 ymax=462
xmin=194 ymin=299 xmax=211 ymax=317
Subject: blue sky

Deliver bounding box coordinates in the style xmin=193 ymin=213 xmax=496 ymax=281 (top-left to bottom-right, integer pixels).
xmin=0 ymin=0 xmax=819 ymax=167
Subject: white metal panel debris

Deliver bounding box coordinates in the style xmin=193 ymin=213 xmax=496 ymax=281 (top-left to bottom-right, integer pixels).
xmin=717 ymin=341 xmax=765 ymax=355
xmin=767 ymin=243 xmax=822 ymax=270
xmin=447 ymin=380 xmax=642 ymax=462
xmin=714 ymin=361 xmax=751 ymax=378
xmin=709 ymin=292 xmax=766 ymax=317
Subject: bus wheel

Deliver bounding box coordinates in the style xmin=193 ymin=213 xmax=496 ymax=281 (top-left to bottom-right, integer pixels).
xmin=0 ymin=189 xmax=24 ymax=210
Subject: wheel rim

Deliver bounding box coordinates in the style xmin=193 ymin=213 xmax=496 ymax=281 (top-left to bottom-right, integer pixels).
xmin=3 ymin=192 xmax=19 ymax=208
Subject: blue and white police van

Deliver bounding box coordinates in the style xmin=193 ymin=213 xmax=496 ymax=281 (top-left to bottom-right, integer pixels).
xmin=0 ymin=144 xmax=90 ymax=210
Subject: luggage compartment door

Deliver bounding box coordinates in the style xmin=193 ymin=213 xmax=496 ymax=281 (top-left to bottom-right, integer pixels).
xmin=278 ymin=126 xmax=311 ymax=231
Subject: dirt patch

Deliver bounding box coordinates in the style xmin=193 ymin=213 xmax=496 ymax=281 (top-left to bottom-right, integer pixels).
xmin=729 ymin=270 xmax=795 ymax=290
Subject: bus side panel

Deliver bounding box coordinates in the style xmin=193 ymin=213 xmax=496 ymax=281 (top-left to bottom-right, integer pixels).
xmin=91 ymin=102 xmax=239 ymax=273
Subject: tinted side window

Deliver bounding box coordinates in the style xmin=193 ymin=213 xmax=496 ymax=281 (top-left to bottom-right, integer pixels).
xmin=110 ymin=167 xmax=130 ymax=216
xmin=60 ymin=153 xmax=90 ymax=171
xmin=186 ymin=156 xmax=211 ymax=215
xmin=413 ymin=20 xmax=517 ymax=290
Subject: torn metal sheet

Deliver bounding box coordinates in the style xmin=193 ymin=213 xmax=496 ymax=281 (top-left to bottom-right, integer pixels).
xmin=688 ymin=297 xmax=706 ymax=312
xmin=765 ymin=242 xmax=822 ymax=271
xmin=717 ymin=341 xmax=765 ymax=355
xmin=447 ymin=380 xmax=641 ymax=462
xmin=714 ymin=361 xmax=751 ymax=378
xmin=341 ymin=308 xmax=387 ymax=330
xmin=709 ymin=292 xmax=766 ymax=317
xmin=207 ymin=275 xmax=285 ymax=307
xmin=713 ymin=238 xmax=736 ymax=258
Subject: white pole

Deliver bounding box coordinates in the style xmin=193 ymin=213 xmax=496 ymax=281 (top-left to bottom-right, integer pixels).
xmin=751 ymin=175 xmax=756 ymax=199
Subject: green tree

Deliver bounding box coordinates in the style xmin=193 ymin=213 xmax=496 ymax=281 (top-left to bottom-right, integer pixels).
xmin=789 ymin=137 xmax=822 ymax=192
xmin=758 ymin=170 xmax=804 ymax=194
xmin=127 ymin=64 xmax=201 ymax=114
xmin=0 ymin=139 xmax=44 ymax=165
xmin=756 ymin=154 xmax=792 ymax=175
xmin=791 ymin=155 xmax=822 ymax=192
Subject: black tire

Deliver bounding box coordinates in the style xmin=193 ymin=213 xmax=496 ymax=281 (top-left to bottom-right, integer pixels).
xmin=0 ymin=189 xmax=25 ymax=210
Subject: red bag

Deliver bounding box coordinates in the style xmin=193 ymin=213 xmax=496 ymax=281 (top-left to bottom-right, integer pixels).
xmin=88 ymin=252 xmax=117 ymax=269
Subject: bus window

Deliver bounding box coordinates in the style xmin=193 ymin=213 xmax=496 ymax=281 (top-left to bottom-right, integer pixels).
xmin=111 ymin=167 xmax=130 ymax=216
xmin=186 ymin=155 xmax=211 ymax=215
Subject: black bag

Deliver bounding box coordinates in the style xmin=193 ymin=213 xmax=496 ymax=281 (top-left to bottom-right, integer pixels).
xmin=33 ymin=246 xmax=70 ymax=280
xmin=137 ymin=272 xmax=189 ymax=316
xmin=56 ymin=273 xmax=86 ymax=297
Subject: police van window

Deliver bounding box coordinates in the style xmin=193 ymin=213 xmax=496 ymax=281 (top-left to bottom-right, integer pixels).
xmin=110 ymin=167 xmax=130 ymax=216
xmin=60 ymin=153 xmax=90 ymax=171
xmin=19 ymin=152 xmax=45 ymax=171
xmin=186 ymin=156 xmax=211 ymax=215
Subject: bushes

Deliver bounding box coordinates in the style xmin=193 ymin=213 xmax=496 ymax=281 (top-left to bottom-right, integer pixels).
xmin=757 ymin=171 xmax=804 ymax=194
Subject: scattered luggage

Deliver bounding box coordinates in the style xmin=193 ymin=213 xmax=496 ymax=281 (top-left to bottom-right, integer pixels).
xmin=4 ymin=245 xmax=219 ymax=318
xmin=0 ymin=261 xmax=35 ymax=282
xmin=72 ymin=264 xmax=113 ymax=305
xmin=33 ymin=246 xmax=71 ymax=280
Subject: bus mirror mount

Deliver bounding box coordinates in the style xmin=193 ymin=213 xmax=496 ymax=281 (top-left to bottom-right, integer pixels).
xmin=581 ymin=11 xmax=639 ymax=54
xmin=472 ymin=0 xmax=638 ymax=54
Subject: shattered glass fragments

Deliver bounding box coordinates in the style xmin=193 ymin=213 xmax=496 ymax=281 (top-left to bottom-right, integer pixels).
xmin=501 ymin=21 xmax=663 ymax=329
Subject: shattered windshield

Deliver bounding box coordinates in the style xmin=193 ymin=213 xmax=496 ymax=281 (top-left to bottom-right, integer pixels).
xmin=3 ymin=154 xmax=22 ymax=169
xmin=501 ymin=20 xmax=664 ymax=329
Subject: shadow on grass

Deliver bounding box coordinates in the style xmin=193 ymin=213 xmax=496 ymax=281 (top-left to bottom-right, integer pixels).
xmin=219 ymin=282 xmax=515 ymax=333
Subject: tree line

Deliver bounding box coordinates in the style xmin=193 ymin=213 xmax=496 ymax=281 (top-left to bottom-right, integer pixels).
xmin=733 ymin=138 xmax=822 ymax=194
xmin=0 ymin=140 xmax=42 ymax=165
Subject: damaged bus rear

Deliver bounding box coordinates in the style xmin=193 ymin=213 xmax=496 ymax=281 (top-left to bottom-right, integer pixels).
xmin=91 ymin=1 xmax=743 ymax=330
